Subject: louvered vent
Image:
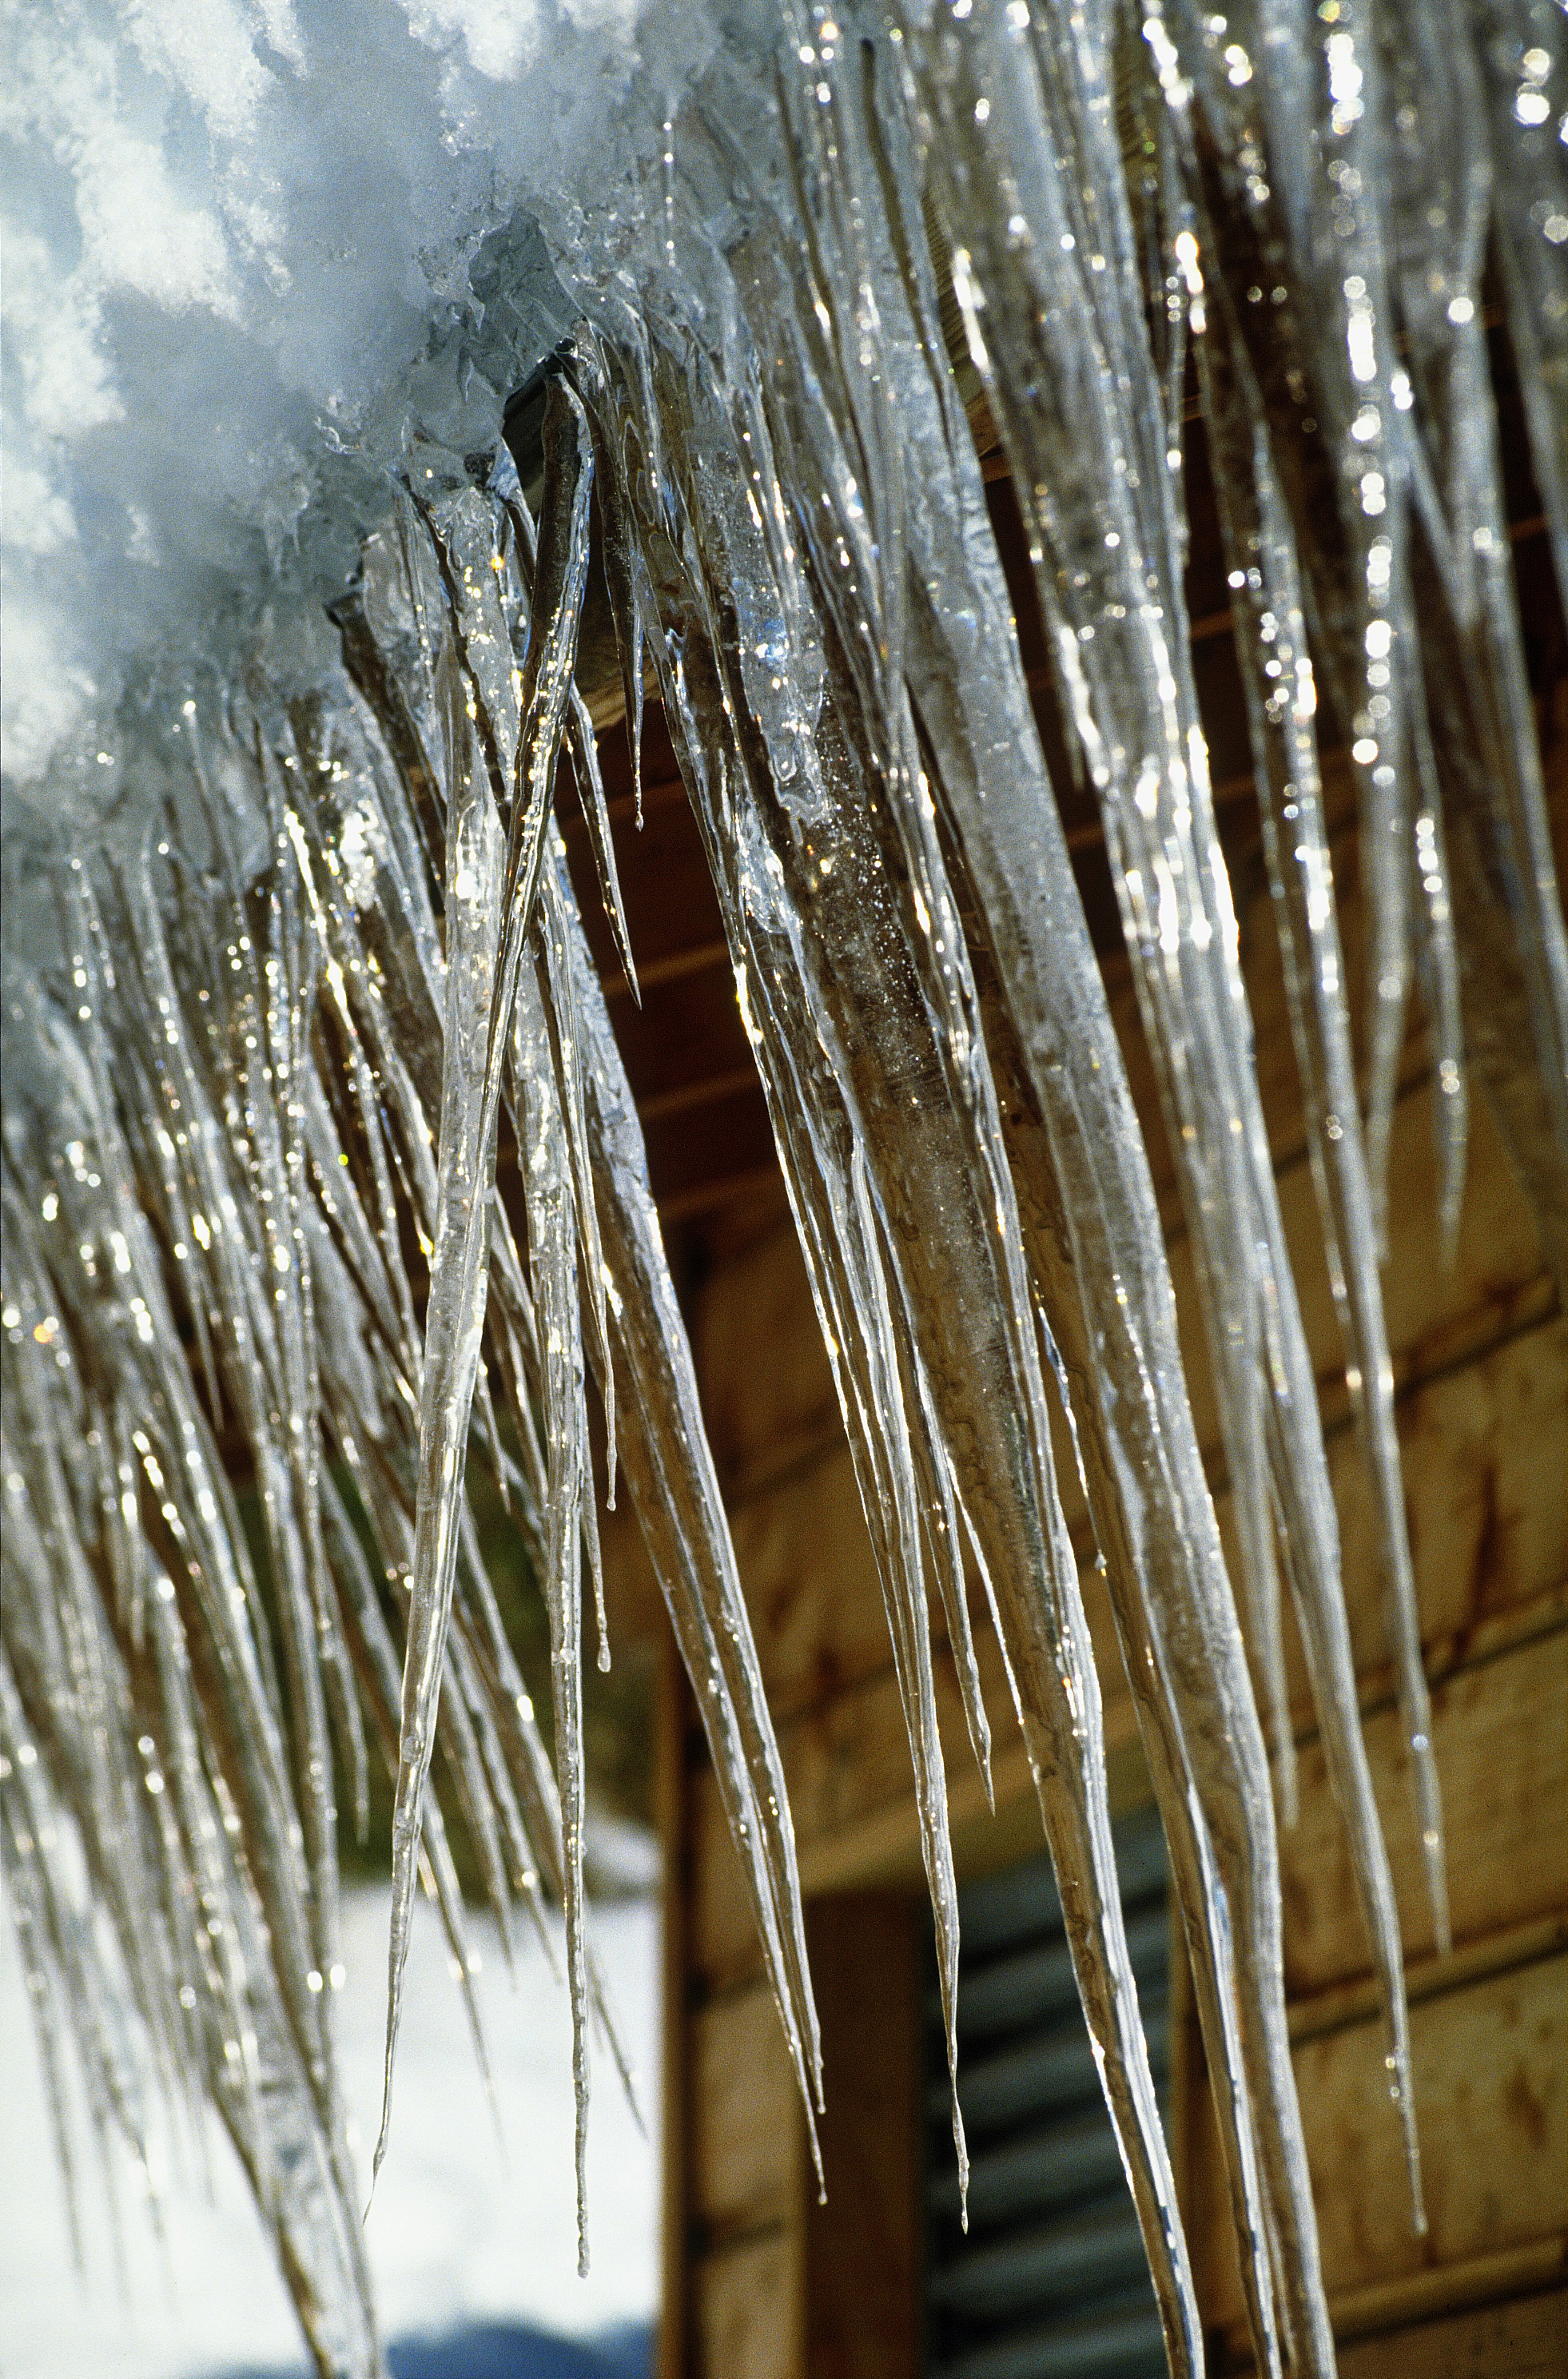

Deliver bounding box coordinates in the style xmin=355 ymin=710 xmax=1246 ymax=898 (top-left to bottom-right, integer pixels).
xmin=924 ymin=1804 xmax=1172 ymax=2379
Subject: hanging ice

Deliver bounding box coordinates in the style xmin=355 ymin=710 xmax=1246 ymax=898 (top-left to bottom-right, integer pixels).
xmin=4 ymin=4 xmax=1566 ymax=2377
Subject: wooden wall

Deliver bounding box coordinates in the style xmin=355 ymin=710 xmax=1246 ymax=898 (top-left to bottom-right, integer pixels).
xmin=645 ymin=742 xmax=1568 ymax=2377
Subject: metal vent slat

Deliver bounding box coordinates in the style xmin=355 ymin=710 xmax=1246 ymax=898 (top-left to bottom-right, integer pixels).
xmin=953 ymin=1900 xmax=1171 ymax=2044
xmin=954 ymin=1824 xmax=1171 ymax=1964
xmin=925 ymin=1804 xmax=1171 ymax=2379
xmin=941 ymin=2289 xmax=1168 ymax=2379
xmin=931 ymin=1988 xmax=1171 ymax=2134
xmin=927 ymin=2194 xmax=1148 ymax=2321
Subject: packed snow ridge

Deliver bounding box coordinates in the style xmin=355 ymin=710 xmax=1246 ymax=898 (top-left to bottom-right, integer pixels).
xmin=0 ymin=0 xmax=719 ymax=817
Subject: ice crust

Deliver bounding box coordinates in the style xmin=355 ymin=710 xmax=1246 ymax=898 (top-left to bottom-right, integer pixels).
xmin=4 ymin=6 xmax=1566 ymax=2379
xmin=0 ymin=0 xmax=693 ymax=808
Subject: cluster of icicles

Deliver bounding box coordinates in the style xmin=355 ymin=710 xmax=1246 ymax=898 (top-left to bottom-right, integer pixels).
xmin=4 ymin=3 xmax=1565 ymax=2376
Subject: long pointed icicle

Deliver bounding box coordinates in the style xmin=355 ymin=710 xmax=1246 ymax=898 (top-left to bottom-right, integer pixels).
xmin=430 ymin=489 xmax=608 ymax=2231
xmin=1381 ymin=0 xmax=1568 ymax=1303
xmin=2 ymin=1073 xmax=382 ymax=2379
xmin=907 ymin=0 xmax=1317 ymax=1851
xmin=559 ymin=90 xmax=1203 ymax=2345
xmin=511 ymin=955 xmax=594 ymax=2271
xmin=494 ymin=443 xmax=641 ymax=1005
xmin=377 ymin=631 xmax=506 ymax=2182
xmin=1143 ymin=0 xmax=1456 ymax=1960
xmin=547 ymin=854 xmax=823 ymax=2138
xmin=484 ymin=376 xmax=596 ymax=1140
xmin=341 ymin=463 xmax=819 ymax=2199
xmin=892 ymin=17 xmax=1344 ymax=2365
xmin=1156 ymin=0 xmax=1463 ymax=1237
xmin=1197 ymin=283 xmax=1428 ymax=2203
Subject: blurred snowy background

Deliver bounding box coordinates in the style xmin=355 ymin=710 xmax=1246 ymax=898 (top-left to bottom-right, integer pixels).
xmin=0 ymin=1830 xmax=660 ymax=2379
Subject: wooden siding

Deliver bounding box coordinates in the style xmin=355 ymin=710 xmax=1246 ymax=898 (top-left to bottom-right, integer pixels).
xmin=631 ymin=328 xmax=1567 ymax=2379
xmin=655 ymin=877 xmax=1566 ymax=2370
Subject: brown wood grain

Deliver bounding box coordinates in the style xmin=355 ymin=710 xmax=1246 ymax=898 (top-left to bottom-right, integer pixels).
xmin=1217 ymin=2269 xmax=1568 ymax=2376
xmin=1194 ymin=1952 xmax=1568 ymax=2328
xmin=691 ymin=2228 xmax=797 ymax=2379
xmin=800 ymin=1896 xmax=922 ymax=2379
xmin=1335 ymin=2286 xmax=1568 ymax=2379
xmin=1165 ymin=1067 xmax=1554 ymax=1473
xmin=658 ymin=1641 xmax=693 ymax=2379
xmin=1333 ymin=1316 xmax=1566 ymax=1682
xmin=1200 ymin=1312 xmax=1568 ymax=1725
xmin=691 ymin=1983 xmax=798 ymax=2241
xmin=1279 ymin=1625 xmax=1568 ymax=1991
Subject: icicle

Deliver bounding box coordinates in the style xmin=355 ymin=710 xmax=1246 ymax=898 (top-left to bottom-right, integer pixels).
xmin=1380 ymin=0 xmax=1568 ymax=1303
xmin=893 ymin=15 xmax=1347 ymax=2363
xmin=567 ymin=685 xmax=639 ymax=1012
xmin=318 ymin=1408 xmax=503 ymax=2099
xmin=484 ymin=375 xmax=595 ymax=1152
xmin=899 ymin=1310 xmax=994 ymax=1806
xmin=1 ymin=1140 xmax=381 ymax=2379
xmin=1473 ymin=0 xmax=1568 ymax=615
xmin=534 ymin=842 xmax=618 ymax=1576
xmin=377 ymin=631 xmax=505 ymax=2183
xmin=905 ymin=0 xmax=1315 ymax=1844
xmin=510 ymin=954 xmax=594 ymax=2270
xmin=551 ymin=857 xmax=824 ymax=2146
xmin=1197 ymin=285 xmax=1427 ymax=2210
xmin=1152 ymin=0 xmax=1433 ymax=1236
xmin=555 ymin=58 xmax=1201 ymax=2334
xmin=11 ymin=977 xmax=333 ymax=2107
xmin=339 ymin=445 xmax=814 ymax=2209
xmin=493 ymin=442 xmax=641 ymax=1004
xmin=452 ymin=1506 xmax=647 ymax=2118
xmin=570 ymin=356 xmax=655 ymax=833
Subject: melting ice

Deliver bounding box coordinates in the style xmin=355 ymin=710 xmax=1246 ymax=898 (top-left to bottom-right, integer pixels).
xmin=4 ymin=6 xmax=1566 ymax=2379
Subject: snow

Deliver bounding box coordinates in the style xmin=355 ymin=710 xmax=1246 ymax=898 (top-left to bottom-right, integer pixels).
xmin=0 ymin=0 xmax=669 ymax=795
xmin=0 ymin=1877 xmax=660 ymax=2379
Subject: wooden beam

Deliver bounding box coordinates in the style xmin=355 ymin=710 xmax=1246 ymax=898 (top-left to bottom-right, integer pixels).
xmin=1289 ymin=1911 xmax=1568 ymax=2050
xmin=799 ymin=1896 xmax=923 ymax=2379
xmin=658 ymin=1638 xmax=694 ymax=2379
xmin=1213 ymin=2245 xmax=1568 ymax=2373
xmin=1335 ymin=2282 xmax=1568 ymax=2375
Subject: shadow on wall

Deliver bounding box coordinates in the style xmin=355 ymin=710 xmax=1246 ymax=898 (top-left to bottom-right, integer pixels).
xmin=219 ymin=2322 xmax=651 ymax=2379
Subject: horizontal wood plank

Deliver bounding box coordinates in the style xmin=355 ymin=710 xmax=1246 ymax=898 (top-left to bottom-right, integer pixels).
xmin=1220 ymin=2268 xmax=1568 ymax=2377
xmin=1166 ymin=1068 xmax=1553 ymax=1470
xmin=1335 ymin=2285 xmax=1568 ymax=2379
xmin=1332 ymin=1316 xmax=1566 ymax=1685
xmin=1202 ymin=1312 xmax=1568 ymax=1721
xmin=1279 ymin=1626 xmax=1568 ymax=1990
xmin=1197 ymin=1953 xmax=1567 ymax=2326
